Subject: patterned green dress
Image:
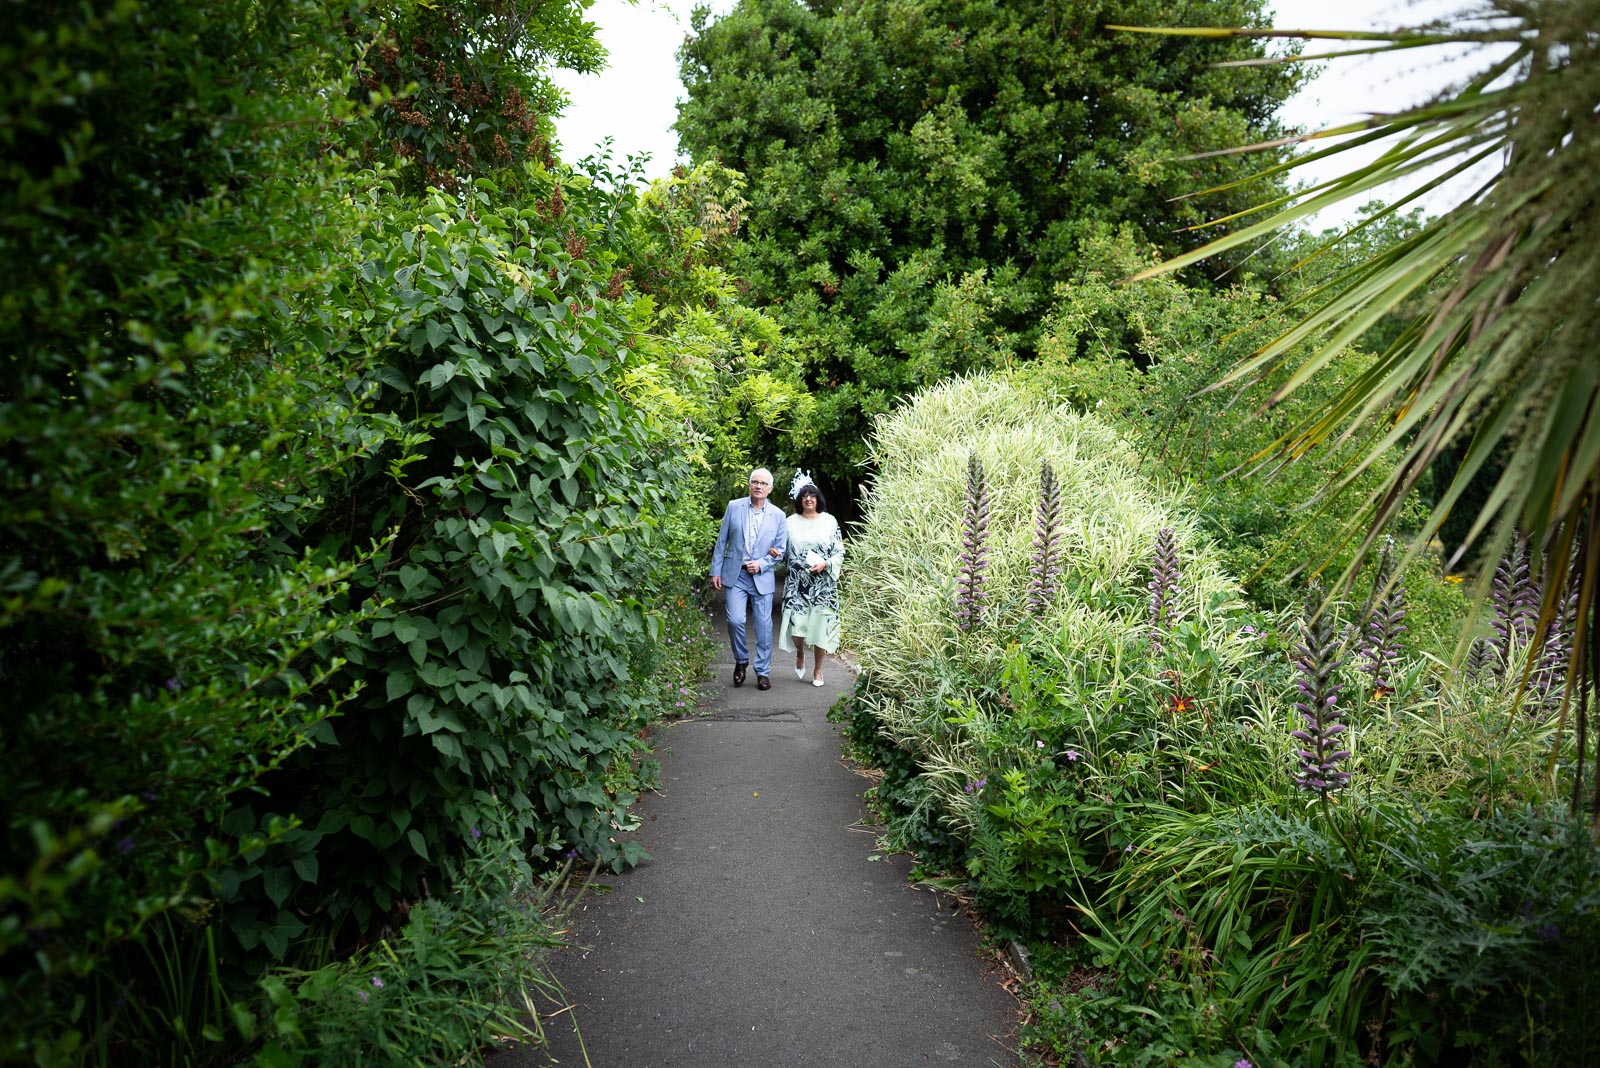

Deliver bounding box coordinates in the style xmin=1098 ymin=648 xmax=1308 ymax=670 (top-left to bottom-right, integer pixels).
xmin=777 ymin=512 xmax=844 ymax=654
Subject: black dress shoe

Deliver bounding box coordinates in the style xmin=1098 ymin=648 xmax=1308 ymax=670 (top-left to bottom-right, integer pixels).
xmin=756 ymin=675 xmax=771 ymax=690
xmin=733 ymin=662 xmax=748 ymax=686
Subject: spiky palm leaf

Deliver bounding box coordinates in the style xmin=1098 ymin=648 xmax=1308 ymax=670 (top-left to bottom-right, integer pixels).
xmin=1115 ymin=2 xmax=1600 ymax=810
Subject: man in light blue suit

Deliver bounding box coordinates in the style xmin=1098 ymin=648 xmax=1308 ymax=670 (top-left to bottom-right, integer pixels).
xmin=709 ymin=467 xmax=787 ymax=689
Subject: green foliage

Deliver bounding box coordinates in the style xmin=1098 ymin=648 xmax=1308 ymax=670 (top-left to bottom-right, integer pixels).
xmin=841 ymin=375 xmax=1262 ymax=929
xmin=1017 ymin=230 xmax=1471 ymax=655
xmin=251 ymin=803 xmax=566 ymax=1067
xmin=1126 ymin=4 xmax=1600 ymax=736
xmin=353 ymin=0 xmax=604 ymax=194
xmin=224 ymin=175 xmax=685 ymax=939
xmin=842 ymin=374 xmax=1598 ymax=1064
xmin=1361 ymin=803 xmax=1600 ymax=1063
xmin=613 ymin=161 xmax=816 ymax=486
xmin=675 ymin=0 xmax=1306 ymax=496
xmin=0 ymin=0 xmax=377 ymax=1059
xmin=2 ymin=0 xmax=735 ymax=1061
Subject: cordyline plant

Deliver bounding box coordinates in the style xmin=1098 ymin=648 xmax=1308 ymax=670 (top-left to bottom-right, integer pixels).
xmin=1148 ymin=527 xmax=1181 ymax=654
xmin=955 ymin=452 xmax=990 ymax=631
xmin=1359 ymin=536 xmax=1407 ymax=696
xmin=1292 ymin=586 xmax=1350 ymax=797
xmin=1117 ymin=0 xmax=1600 ymax=818
xmin=1028 ymin=459 xmax=1063 ymax=615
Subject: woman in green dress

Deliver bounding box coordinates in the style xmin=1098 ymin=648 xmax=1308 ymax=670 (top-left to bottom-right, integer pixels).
xmin=777 ymin=475 xmax=844 ymax=686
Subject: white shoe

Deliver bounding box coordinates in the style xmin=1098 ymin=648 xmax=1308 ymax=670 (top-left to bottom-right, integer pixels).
xmin=794 ymin=665 xmax=807 ymax=679
xmin=812 ymin=675 xmax=824 ymax=687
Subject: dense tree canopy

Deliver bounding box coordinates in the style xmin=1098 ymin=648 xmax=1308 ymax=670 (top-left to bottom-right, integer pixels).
xmin=675 ymin=0 xmax=1305 ymax=500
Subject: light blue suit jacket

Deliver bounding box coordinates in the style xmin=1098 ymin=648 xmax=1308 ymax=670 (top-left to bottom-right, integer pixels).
xmin=710 ymin=497 xmax=788 ymax=595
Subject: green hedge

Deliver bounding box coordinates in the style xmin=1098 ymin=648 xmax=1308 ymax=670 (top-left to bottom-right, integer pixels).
xmin=0 ymin=1 xmax=706 ymax=1061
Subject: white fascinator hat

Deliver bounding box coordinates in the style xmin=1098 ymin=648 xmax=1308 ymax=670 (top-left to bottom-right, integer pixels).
xmin=788 ymin=468 xmax=815 ymax=500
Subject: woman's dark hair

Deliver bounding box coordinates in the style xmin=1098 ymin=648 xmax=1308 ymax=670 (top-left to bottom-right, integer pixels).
xmin=795 ymin=483 xmax=827 ymax=514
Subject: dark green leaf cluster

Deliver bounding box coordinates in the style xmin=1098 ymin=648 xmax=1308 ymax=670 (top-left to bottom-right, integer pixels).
xmin=0 ymin=0 xmax=377 ymax=1059
xmin=251 ymin=802 xmax=567 ymax=1065
xmin=349 ymin=0 xmax=605 ymax=196
xmin=1360 ymin=802 xmax=1600 ymax=1063
xmin=240 ymin=179 xmax=687 ymax=934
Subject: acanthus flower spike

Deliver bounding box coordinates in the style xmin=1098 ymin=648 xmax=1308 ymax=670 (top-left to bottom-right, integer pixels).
xmin=1292 ymin=584 xmax=1351 ymax=796
xmin=1148 ymin=527 xmax=1181 ymax=654
xmin=1028 ymin=459 xmax=1063 ymax=615
xmin=956 ymin=453 xmax=990 ymax=632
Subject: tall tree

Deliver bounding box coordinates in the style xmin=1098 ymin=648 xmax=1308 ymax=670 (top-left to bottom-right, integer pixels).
xmin=675 ymin=0 xmax=1303 ymax=503
xmin=354 ymin=0 xmax=604 ymax=193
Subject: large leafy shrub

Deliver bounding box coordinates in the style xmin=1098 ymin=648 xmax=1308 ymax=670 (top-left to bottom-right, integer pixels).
xmin=221 ymin=174 xmax=691 ymax=941
xmin=1 ymin=0 xmax=721 ymax=1061
xmin=674 ymin=0 xmax=1306 ymax=500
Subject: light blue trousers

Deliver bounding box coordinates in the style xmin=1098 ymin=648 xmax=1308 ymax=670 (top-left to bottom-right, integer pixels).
xmin=724 ymin=573 xmax=773 ymax=676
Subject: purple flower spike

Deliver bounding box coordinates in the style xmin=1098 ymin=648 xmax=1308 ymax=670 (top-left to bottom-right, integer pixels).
xmin=1358 ymin=536 xmax=1408 ymax=697
xmin=1027 ymin=459 xmax=1063 ymax=615
xmin=1531 ymin=570 xmax=1578 ymax=709
xmin=1292 ymin=584 xmax=1351 ymax=796
xmin=1490 ymin=536 xmax=1539 ymax=674
xmin=955 ymin=453 xmax=991 ymax=632
xmin=1148 ymin=528 xmax=1181 ymax=654
xmin=1466 ymin=635 xmax=1496 ymax=681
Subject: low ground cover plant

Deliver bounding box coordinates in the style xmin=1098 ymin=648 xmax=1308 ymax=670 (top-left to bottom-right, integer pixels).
xmin=840 ymin=374 xmax=1598 ymax=1066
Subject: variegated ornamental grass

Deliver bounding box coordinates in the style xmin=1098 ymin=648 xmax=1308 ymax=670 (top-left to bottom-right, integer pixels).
xmin=847 ymin=374 xmax=1566 ymax=811
xmin=844 ymin=374 xmax=1264 ymax=815
xmin=847 ymin=372 xmax=1240 ymax=673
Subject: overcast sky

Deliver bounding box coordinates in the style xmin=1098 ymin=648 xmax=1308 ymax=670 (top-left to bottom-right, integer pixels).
xmin=550 ymin=0 xmax=1501 ymax=226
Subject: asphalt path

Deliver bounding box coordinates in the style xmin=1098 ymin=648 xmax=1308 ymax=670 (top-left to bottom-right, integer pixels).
xmin=493 ymin=588 xmax=1018 ymax=1068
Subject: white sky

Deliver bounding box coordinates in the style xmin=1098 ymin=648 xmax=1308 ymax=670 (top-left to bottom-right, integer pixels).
xmin=551 ymin=0 xmax=1506 ymax=227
